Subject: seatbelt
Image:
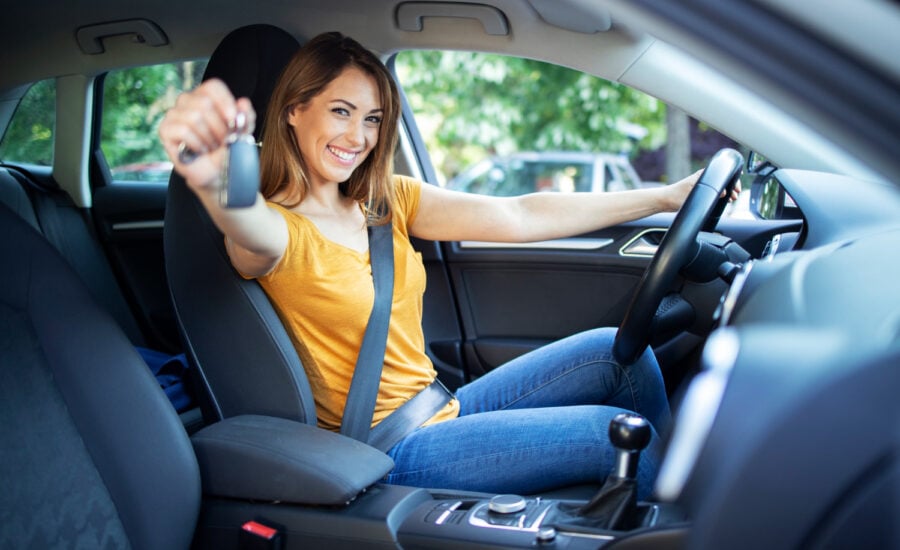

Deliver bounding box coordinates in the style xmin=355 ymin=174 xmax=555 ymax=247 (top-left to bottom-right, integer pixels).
xmin=368 ymin=377 xmax=452 ymax=452
xmin=340 ymin=220 xmax=455 ymax=452
xmin=340 ymin=221 xmax=395 ymax=443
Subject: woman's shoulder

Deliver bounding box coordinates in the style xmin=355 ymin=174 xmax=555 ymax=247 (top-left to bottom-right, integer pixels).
xmin=391 ymin=174 xmax=424 ymax=225
xmin=392 ymin=173 xmax=422 ymax=193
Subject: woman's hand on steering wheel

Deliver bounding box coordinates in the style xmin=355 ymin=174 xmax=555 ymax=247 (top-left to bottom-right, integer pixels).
xmin=663 ymin=170 xmax=742 ymax=213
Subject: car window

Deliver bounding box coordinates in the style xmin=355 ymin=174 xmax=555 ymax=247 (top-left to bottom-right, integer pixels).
xmin=101 ymin=60 xmax=207 ymax=183
xmin=393 ymin=50 xmax=747 ymax=213
xmin=454 ymin=156 xmax=595 ymax=196
xmin=0 ymin=78 xmax=56 ymax=166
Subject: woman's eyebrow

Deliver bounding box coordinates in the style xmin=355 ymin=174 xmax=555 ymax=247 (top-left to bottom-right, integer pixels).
xmin=330 ymin=98 xmax=383 ymax=113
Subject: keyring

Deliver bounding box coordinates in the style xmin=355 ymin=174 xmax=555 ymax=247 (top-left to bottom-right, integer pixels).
xmin=177 ymin=141 xmax=200 ymax=164
xmin=177 ymin=111 xmax=250 ymax=165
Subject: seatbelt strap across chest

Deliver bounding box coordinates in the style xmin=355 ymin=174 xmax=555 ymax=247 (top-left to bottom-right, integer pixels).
xmin=340 ymin=220 xmax=454 ymax=452
xmin=340 ymin=221 xmax=395 ymax=443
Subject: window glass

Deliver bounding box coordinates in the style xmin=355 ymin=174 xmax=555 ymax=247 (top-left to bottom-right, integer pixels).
xmin=0 ymin=79 xmax=56 ymax=165
xmin=394 ymin=50 xmax=749 ymax=217
xmin=101 ymin=60 xmax=207 ymax=183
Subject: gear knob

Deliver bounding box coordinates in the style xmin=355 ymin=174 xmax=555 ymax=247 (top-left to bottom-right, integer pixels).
xmin=609 ymin=413 xmax=652 ymax=452
xmin=609 ymin=413 xmax=651 ymax=479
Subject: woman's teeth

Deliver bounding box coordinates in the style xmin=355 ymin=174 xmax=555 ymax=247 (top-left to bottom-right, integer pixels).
xmin=329 ymin=146 xmax=356 ymax=161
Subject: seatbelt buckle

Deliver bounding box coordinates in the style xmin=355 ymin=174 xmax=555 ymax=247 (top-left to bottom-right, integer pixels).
xmin=240 ymin=519 xmax=284 ymax=550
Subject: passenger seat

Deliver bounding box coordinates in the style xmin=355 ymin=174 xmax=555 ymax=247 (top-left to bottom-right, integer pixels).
xmin=0 ymin=164 xmax=202 ymax=430
xmin=0 ymin=165 xmax=145 ymax=343
xmin=0 ymin=166 xmax=40 ymax=231
xmin=0 ymin=198 xmax=201 ymax=548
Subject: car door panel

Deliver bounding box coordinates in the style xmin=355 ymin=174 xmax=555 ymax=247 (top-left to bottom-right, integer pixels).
xmin=91 ymin=182 xmax=179 ymax=352
xmin=443 ymin=218 xmax=658 ymax=381
xmin=423 ymin=212 xmax=798 ymax=387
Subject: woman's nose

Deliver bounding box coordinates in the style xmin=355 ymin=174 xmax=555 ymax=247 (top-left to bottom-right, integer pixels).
xmin=345 ymin=119 xmax=365 ymax=146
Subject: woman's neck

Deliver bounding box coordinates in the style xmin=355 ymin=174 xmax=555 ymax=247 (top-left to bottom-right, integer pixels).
xmin=297 ymin=183 xmax=358 ymax=217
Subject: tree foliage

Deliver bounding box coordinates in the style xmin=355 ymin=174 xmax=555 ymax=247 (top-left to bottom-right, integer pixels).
xmin=2 ymin=54 xmax=726 ymax=187
xmin=394 ymin=51 xmax=666 ymax=182
xmin=0 ymin=79 xmax=55 ymax=165
xmin=101 ymin=61 xmax=205 ymax=169
xmin=0 ymin=61 xmax=204 ymax=172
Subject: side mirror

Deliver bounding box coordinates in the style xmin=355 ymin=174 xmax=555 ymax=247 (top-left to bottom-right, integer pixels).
xmin=746 ymin=151 xmax=775 ymax=175
xmin=750 ymin=173 xmax=785 ymax=219
xmin=746 ymin=151 xmax=789 ymax=220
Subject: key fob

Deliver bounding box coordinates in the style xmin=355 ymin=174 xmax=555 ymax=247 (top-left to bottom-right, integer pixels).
xmin=221 ymin=134 xmax=260 ymax=208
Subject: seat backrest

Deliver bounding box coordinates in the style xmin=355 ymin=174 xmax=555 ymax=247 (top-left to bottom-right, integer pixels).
xmin=0 ymin=165 xmax=147 ymax=345
xmin=0 ymin=166 xmax=40 ymax=230
xmin=164 ymin=25 xmax=317 ymax=423
xmin=0 ymin=201 xmax=200 ymax=548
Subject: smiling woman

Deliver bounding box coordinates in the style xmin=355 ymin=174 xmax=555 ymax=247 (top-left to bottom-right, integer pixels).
xmin=159 ymin=28 xmax=696 ymax=498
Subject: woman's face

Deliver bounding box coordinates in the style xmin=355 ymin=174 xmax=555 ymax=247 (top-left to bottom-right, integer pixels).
xmin=288 ymin=66 xmax=382 ymax=189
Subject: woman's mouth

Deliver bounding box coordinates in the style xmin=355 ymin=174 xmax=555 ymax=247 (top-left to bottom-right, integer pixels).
xmin=328 ymin=145 xmax=358 ymax=164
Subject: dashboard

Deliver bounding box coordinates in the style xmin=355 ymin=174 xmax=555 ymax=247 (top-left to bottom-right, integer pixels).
xmin=653 ymin=168 xmax=900 ymax=546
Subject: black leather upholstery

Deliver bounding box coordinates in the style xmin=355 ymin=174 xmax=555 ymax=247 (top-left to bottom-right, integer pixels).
xmin=0 ymin=202 xmax=200 ymax=548
xmin=164 ymin=25 xmax=318 ymax=423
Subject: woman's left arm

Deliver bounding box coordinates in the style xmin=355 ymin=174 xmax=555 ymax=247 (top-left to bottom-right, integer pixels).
xmin=410 ymin=171 xmax=722 ymax=243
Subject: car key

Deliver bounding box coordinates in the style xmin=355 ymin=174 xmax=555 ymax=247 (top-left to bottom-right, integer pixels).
xmin=220 ymin=132 xmax=260 ymax=208
xmin=177 ymin=111 xmax=260 ymax=208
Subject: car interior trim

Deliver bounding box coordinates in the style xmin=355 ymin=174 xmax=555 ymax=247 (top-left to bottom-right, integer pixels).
xmin=714 ymin=260 xmax=752 ymax=327
xmin=459 ymin=238 xmax=615 ymax=251
xmin=395 ymin=2 xmax=510 ymax=36
xmin=76 ymin=19 xmax=169 ymax=55
xmin=654 ymin=328 xmax=740 ymax=501
xmin=618 ymin=227 xmax=667 ymax=257
xmin=112 ymin=220 xmax=165 ymax=231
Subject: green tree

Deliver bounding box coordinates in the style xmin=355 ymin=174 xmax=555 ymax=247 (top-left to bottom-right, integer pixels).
xmin=395 ymin=51 xmax=666 ymax=182
xmin=101 ymin=61 xmax=205 ymax=170
xmin=0 ymin=79 xmax=56 ymax=165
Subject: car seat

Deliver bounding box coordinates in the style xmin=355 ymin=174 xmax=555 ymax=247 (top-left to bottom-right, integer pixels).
xmin=0 ymin=200 xmax=200 ymax=548
xmin=164 ymin=24 xmax=318 ymax=425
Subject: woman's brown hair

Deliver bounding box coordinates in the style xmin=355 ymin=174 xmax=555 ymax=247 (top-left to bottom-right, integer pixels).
xmin=259 ymin=32 xmax=400 ymax=223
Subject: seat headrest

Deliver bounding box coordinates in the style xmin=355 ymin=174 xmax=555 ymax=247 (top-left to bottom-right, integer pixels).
xmin=202 ymin=24 xmax=301 ymax=141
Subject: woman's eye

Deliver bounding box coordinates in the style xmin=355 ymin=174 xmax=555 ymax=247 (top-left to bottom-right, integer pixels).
xmin=332 ymin=107 xmax=350 ymax=116
xmin=366 ymin=115 xmax=383 ymax=125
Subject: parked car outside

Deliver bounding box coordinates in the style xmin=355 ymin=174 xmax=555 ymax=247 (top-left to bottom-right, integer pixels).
xmin=447 ymin=151 xmax=655 ymax=196
xmin=110 ymin=160 xmax=174 ymax=183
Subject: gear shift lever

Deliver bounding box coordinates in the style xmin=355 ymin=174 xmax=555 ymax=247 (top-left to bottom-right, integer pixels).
xmin=563 ymin=412 xmax=652 ymax=531
xmin=609 ymin=412 xmax=652 ymax=480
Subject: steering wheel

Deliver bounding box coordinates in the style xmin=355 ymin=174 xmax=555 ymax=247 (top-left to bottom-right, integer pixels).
xmin=613 ymin=148 xmax=743 ymax=365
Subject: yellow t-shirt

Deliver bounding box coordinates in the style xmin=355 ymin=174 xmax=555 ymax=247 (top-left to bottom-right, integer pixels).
xmin=256 ymin=175 xmax=460 ymax=432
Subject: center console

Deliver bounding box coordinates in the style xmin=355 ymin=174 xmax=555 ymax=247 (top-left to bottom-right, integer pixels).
xmin=191 ymin=413 xmax=689 ymax=549
xmin=397 ymin=492 xmax=685 ymax=549
xmin=397 ymin=413 xmax=687 ymax=549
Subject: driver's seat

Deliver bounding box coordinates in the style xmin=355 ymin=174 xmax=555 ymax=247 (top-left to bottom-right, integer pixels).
xmin=164 ymin=25 xmax=317 ymax=425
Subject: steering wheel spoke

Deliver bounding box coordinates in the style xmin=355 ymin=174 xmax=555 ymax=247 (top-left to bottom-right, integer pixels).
xmin=613 ymin=148 xmax=744 ymax=365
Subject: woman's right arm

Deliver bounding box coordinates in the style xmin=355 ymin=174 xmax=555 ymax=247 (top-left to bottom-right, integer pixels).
xmin=158 ymin=79 xmax=288 ymax=277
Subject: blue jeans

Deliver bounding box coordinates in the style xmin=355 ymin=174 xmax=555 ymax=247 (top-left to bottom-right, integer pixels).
xmin=384 ymin=328 xmax=670 ymax=499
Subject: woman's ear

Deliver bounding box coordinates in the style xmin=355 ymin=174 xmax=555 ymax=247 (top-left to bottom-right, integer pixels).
xmin=287 ymin=104 xmax=301 ymax=127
